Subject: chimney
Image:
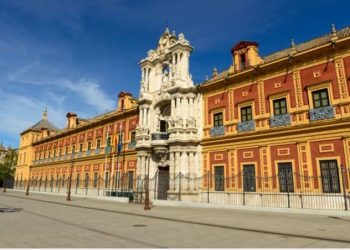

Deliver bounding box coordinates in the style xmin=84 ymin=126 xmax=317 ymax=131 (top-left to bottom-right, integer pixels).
xmin=230 ymin=41 xmax=263 ymax=71
xmin=117 ymin=92 xmax=135 ymax=112
xmin=66 ymin=112 xmax=77 ymax=129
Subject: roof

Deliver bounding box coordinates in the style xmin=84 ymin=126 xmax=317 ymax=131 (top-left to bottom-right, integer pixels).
xmin=21 ymin=119 xmax=59 ymax=135
xmin=231 ymin=41 xmax=258 ymax=53
xmin=263 ymin=26 xmax=350 ymax=63
xmin=204 ymin=25 xmax=350 ymax=84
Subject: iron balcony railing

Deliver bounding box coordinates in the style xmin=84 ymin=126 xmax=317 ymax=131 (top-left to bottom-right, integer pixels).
xmin=270 ymin=114 xmax=291 ymax=128
xmin=237 ymin=120 xmax=255 ymax=132
xmin=210 ymin=126 xmax=225 ymax=137
xmin=128 ymin=141 xmax=137 ymax=149
xmin=309 ymin=106 xmax=334 ymax=121
xmin=105 ymin=146 xmax=111 ymax=154
xmin=95 ymin=148 xmax=101 ymax=155
xmin=151 ymin=132 xmax=169 ymax=140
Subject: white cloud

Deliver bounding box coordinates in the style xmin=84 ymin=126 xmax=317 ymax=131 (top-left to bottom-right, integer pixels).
xmin=61 ymin=78 xmax=115 ymax=112
xmin=6 ymin=61 xmax=115 ymax=113
xmin=0 ymin=90 xmax=64 ymax=135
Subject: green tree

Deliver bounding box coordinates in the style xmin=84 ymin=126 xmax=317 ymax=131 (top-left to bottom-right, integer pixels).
xmin=0 ymin=148 xmax=17 ymax=192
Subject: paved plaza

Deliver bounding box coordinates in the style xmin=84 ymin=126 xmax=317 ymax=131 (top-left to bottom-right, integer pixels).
xmin=1 ymin=190 xmax=350 ymax=248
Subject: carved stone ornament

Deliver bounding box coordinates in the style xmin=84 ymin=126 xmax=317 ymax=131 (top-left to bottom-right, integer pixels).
xmin=154 ymin=149 xmax=169 ymax=164
xmin=186 ymin=116 xmax=196 ymax=128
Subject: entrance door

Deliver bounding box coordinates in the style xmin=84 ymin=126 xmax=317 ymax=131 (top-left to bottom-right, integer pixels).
xmin=157 ymin=166 xmax=169 ymax=200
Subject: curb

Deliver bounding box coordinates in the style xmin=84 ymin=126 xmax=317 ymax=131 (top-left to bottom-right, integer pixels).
xmin=10 ymin=189 xmax=129 ymax=203
xmin=153 ymin=199 xmax=350 ymax=217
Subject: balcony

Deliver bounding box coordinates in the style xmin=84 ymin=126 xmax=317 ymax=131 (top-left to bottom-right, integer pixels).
xmin=105 ymin=146 xmax=112 ymax=154
xmin=95 ymin=148 xmax=101 ymax=155
xmin=270 ymin=114 xmax=291 ymax=128
xmin=85 ymin=150 xmax=91 ymax=157
xmin=237 ymin=120 xmax=255 ymax=132
xmin=128 ymin=141 xmax=137 ymax=149
xmin=210 ymin=126 xmax=225 ymax=137
xmin=151 ymin=132 xmax=169 ymax=140
xmin=309 ymin=106 xmax=334 ymax=121
xmin=70 ymin=153 xmax=75 ymax=160
xmin=77 ymin=151 xmax=83 ymax=158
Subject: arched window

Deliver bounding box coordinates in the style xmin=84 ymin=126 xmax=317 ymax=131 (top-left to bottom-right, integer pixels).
xmin=162 ymin=64 xmax=169 ymax=76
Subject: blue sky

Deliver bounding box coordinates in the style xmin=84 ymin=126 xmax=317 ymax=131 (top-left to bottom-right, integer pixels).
xmin=1 ymin=0 xmax=349 ymax=148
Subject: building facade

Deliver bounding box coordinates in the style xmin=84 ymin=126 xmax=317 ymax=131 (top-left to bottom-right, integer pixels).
xmin=15 ymin=26 xmax=350 ymax=210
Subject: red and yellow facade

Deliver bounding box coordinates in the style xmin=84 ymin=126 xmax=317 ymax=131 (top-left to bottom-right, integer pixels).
xmin=18 ymin=92 xmax=139 ymax=188
xmin=201 ymin=29 xmax=350 ymax=194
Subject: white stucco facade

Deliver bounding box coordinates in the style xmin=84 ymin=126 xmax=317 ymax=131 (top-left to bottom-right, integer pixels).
xmin=135 ymin=28 xmax=202 ymax=201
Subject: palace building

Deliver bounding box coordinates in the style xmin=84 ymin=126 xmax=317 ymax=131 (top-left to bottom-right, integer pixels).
xmin=15 ymin=25 xmax=350 ymax=210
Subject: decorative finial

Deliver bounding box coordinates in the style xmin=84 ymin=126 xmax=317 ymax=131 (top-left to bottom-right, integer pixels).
xmin=330 ymin=24 xmax=338 ymax=43
xmin=43 ymin=105 xmax=48 ymax=120
xmin=291 ymin=38 xmax=296 ymax=48
xmin=212 ymin=66 xmax=218 ymax=78
xmin=172 ymin=30 xmax=176 ymax=36
xmin=289 ymin=38 xmax=297 ymax=56
xmin=165 ymin=27 xmax=170 ymax=34
xmin=332 ymin=24 xmax=336 ymax=34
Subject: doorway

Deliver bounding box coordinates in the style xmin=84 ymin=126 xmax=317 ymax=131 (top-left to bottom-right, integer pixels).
xmin=157 ymin=166 xmax=169 ymax=200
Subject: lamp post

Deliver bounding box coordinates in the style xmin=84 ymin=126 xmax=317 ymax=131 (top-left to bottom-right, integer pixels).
xmin=67 ymin=159 xmax=73 ymax=201
xmin=25 ymin=167 xmax=32 ymax=196
xmin=144 ymin=155 xmax=151 ymax=210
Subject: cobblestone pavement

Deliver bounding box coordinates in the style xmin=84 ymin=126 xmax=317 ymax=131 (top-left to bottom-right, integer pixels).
xmin=1 ymin=190 xmax=350 ymax=248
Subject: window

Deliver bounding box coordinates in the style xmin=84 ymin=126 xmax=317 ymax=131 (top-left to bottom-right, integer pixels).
xmin=115 ymin=171 xmax=120 ymax=189
xmin=213 ymin=112 xmax=223 ymax=127
xmin=130 ymin=131 xmax=136 ymax=142
xmin=87 ymin=141 xmax=92 ymax=150
xmin=105 ymin=172 xmax=109 ymax=188
xmin=59 ymin=148 xmax=62 ymax=156
xmin=160 ymin=120 xmax=167 ymax=132
xmin=54 ymin=150 xmax=56 ymax=157
xmin=72 ymin=145 xmax=75 ymax=154
xmin=320 ymin=160 xmax=340 ymax=193
xmin=65 ymin=146 xmax=69 ymax=155
xmin=50 ymin=175 xmax=54 ymax=188
xmin=118 ymin=134 xmax=123 ymax=145
xmin=312 ymin=89 xmax=329 ymax=108
xmin=278 ymin=162 xmax=294 ymax=192
xmin=107 ymin=137 xmax=111 ymax=147
xmin=43 ymin=152 xmax=46 ymax=159
xmin=96 ymin=139 xmax=101 ymax=149
xmin=214 ymin=166 xmax=224 ymax=191
xmin=56 ymin=175 xmax=59 ymax=187
xmin=62 ymin=175 xmax=65 ymax=187
xmin=240 ymin=53 xmax=246 ymax=69
xmin=273 ymin=98 xmax=287 ymax=116
xmin=128 ymin=171 xmax=134 ymax=191
xmin=243 ymin=165 xmax=256 ymax=192
xmin=93 ymin=172 xmax=98 ymax=188
xmin=241 ymin=106 xmax=252 ymax=122
xmin=84 ymin=173 xmax=89 ymax=188
xmin=48 ymin=151 xmax=51 ymax=158
xmin=79 ymin=143 xmax=83 ymax=152
xmin=76 ymin=174 xmax=80 ymax=188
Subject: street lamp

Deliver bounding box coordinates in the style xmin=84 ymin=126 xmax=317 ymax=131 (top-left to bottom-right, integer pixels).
xmin=67 ymin=159 xmax=73 ymax=201
xmin=144 ymin=155 xmax=151 ymax=210
xmin=25 ymin=166 xmax=32 ymax=196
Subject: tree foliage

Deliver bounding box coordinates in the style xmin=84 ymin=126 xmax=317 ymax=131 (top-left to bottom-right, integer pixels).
xmin=0 ymin=148 xmax=17 ymax=181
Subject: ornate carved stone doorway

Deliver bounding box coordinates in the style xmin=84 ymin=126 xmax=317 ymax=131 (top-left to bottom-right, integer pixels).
xmin=157 ymin=165 xmax=169 ymax=200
